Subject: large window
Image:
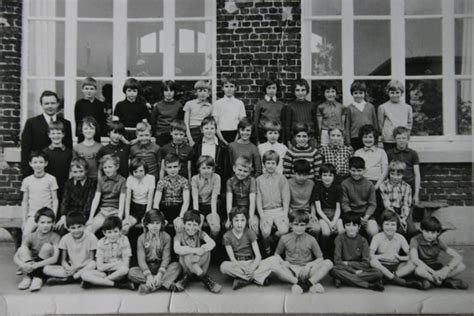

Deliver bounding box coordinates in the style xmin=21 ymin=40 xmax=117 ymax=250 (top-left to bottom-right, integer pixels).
xmin=22 ymin=0 xmax=216 ymax=134
xmin=302 ymin=0 xmax=473 ymax=143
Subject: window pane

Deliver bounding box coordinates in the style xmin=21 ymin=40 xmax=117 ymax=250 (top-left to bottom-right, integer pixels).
xmin=456 ymin=80 xmax=472 ymax=135
xmin=176 ymin=0 xmax=206 ymax=17
xmin=405 ymin=0 xmax=441 ymax=15
xmin=354 ymin=0 xmax=390 ymax=15
xmin=311 ymin=0 xmax=341 ymax=16
xmin=29 ymin=0 xmax=65 ymax=17
xmin=311 ymin=21 xmax=341 ymax=76
xmin=128 ymin=22 xmax=164 ymax=77
xmin=406 ymin=80 xmax=443 ymax=136
xmin=405 ymin=19 xmax=442 ymax=75
xmin=354 ymin=21 xmax=390 ymax=75
xmin=27 ymin=80 xmax=64 ymax=118
xmin=77 ymin=22 xmax=113 ymax=77
xmin=455 ymin=18 xmax=473 ymax=75
xmin=175 ymin=21 xmax=212 ymax=76
xmin=78 ymin=0 xmax=113 ymax=18
xmin=28 ymin=21 xmax=65 ymax=76
xmin=128 ymin=0 xmax=164 ymax=18
xmin=455 ymin=0 xmax=473 ymax=14
xmin=361 ymin=80 xmax=390 ymax=107
xmin=310 ymin=80 xmax=342 ymax=106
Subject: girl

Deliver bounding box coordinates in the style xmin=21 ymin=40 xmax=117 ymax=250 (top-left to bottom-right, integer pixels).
xmin=228 ymin=118 xmax=262 ymax=177
xmin=73 ymin=116 xmax=103 ymax=180
xmin=319 ymin=127 xmax=354 ymax=182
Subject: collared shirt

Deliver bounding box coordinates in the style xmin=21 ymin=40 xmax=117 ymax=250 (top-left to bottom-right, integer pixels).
xmin=160 ymin=141 xmax=192 ymax=178
xmin=226 ymin=176 xmax=256 ymax=208
xmin=130 ymin=141 xmax=161 ymax=178
xmin=256 ymin=172 xmax=290 ymax=211
xmin=43 ymin=113 xmax=57 ymax=125
xmin=379 ymin=179 xmax=412 ymax=219
xmin=60 ymin=177 xmax=97 ymax=217
xmin=97 ymin=235 xmax=131 ymax=264
xmin=138 ymin=231 xmax=171 ymax=265
xmin=258 ymin=142 xmax=288 ymax=174
xmin=254 ymin=97 xmax=285 ymax=130
xmin=191 ymin=173 xmax=221 ymax=205
xmin=175 ymin=230 xmax=207 ymax=248
xmin=353 ymin=100 xmax=366 ymax=112
xmin=126 ymin=174 xmax=156 ymax=205
xmin=275 ymin=232 xmax=322 ymax=266
xmin=201 ymin=137 xmax=218 ymax=159
xmin=410 ymin=234 xmax=448 ymax=265
xmin=387 ymin=146 xmax=419 ymax=185
xmin=313 ymin=181 xmax=341 ymax=211
xmin=223 ymin=228 xmax=257 ymax=259
xmin=97 ymin=142 xmax=130 ymax=178
xmin=317 ymin=101 xmax=346 ymax=130
xmin=354 ymin=146 xmax=388 ymax=181
xmin=213 ymin=96 xmax=246 ymax=131
xmin=97 ymin=173 xmax=126 ymax=209
xmin=183 ymin=99 xmax=213 ymax=127
xmin=156 ymin=175 xmax=189 ymax=205
xmin=264 ymin=95 xmax=277 ymax=103
xmin=48 ymin=144 xmax=66 ymax=151
xmin=320 ymin=144 xmax=354 ymax=177
xmin=370 ymin=232 xmax=409 ymax=264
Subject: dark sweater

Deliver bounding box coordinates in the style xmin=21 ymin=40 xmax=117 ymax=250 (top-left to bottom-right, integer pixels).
xmin=97 ymin=142 xmax=130 ymax=178
xmin=74 ymin=98 xmax=107 ymax=136
xmin=334 ymin=233 xmax=371 ymax=269
xmin=228 ymin=141 xmax=262 ymax=176
xmin=43 ymin=145 xmax=73 ymax=193
xmin=114 ymin=99 xmax=150 ymax=128
xmin=341 ymin=177 xmax=376 ymax=216
xmin=59 ymin=178 xmax=97 ymax=218
xmin=283 ymin=100 xmax=319 ymax=143
xmin=150 ymin=100 xmax=183 ymax=136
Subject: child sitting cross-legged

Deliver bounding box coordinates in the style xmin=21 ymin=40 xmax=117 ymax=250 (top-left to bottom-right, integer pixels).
xmin=273 ymin=210 xmax=334 ymax=294
xmin=128 ymin=209 xmax=181 ymax=294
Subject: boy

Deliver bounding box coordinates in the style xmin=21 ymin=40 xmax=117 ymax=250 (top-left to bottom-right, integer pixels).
xmin=331 ymin=212 xmax=384 ymax=291
xmin=410 ymin=216 xmax=468 ymax=289
xmin=44 ymin=212 xmax=98 ymax=285
xmin=159 ymin=119 xmax=192 ymax=182
xmin=130 ymin=121 xmax=161 ymax=179
xmin=14 ymin=207 xmax=60 ymax=291
xmin=173 ymin=210 xmax=222 ymax=293
xmin=377 ymin=80 xmax=413 ymax=151
xmin=386 ymin=126 xmax=421 ymax=206
xmin=258 ymin=120 xmax=288 ymax=175
xmin=341 ymin=157 xmax=378 ymax=237
xmin=226 ymin=156 xmax=258 ymax=232
xmin=153 ymin=153 xmax=190 ymax=232
xmin=81 ymin=216 xmax=134 ymax=289
xmin=274 ymin=210 xmax=333 ymax=294
xmin=213 ymin=74 xmax=247 ymax=145
xmin=21 ymin=151 xmax=58 ymax=237
xmin=257 ymin=150 xmax=290 ymax=255
xmin=317 ymin=82 xmax=345 ymax=146
xmin=184 ymin=80 xmax=213 ymax=146
xmin=228 ymin=117 xmax=262 ymax=176
xmin=97 ymin=120 xmax=130 ymax=178
xmin=283 ymin=123 xmax=323 ymax=180
xmin=75 ymin=77 xmax=107 ymax=141
xmin=43 ymin=121 xmax=72 ymax=202
xmin=221 ymin=207 xmax=279 ymax=289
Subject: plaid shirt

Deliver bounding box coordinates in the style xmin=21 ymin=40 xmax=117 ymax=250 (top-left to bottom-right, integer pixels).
xmin=320 ymin=144 xmax=354 ymax=177
xmin=156 ymin=175 xmax=189 ymax=205
xmin=379 ymin=179 xmax=412 ymax=219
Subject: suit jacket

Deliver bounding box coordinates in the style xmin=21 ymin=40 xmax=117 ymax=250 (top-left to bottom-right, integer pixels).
xmin=21 ymin=115 xmax=73 ymax=178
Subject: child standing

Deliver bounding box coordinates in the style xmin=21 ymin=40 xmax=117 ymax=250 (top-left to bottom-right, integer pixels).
xmin=21 ymin=152 xmax=58 ymax=237
xmin=184 ymin=80 xmax=213 ymax=146
xmin=97 ymin=121 xmax=130 ymax=178
xmin=283 ymin=123 xmax=323 ymax=180
xmin=258 ymin=120 xmax=288 ymax=174
xmin=344 ymin=81 xmax=378 ymax=150
xmin=377 ymin=80 xmax=413 ymax=151
xmin=128 ymin=209 xmax=181 ymax=294
xmin=173 ymin=210 xmax=222 ymax=293
xmin=130 ymin=121 xmax=161 ymax=179
xmin=317 ymin=82 xmax=346 ymax=146
xmin=213 ymin=75 xmax=247 ymax=145
xmin=319 ymin=128 xmax=353 ymax=182
xmin=73 ymin=117 xmax=103 ymax=180
xmin=228 ymin=118 xmax=262 ymax=177
xmin=14 ymin=207 xmax=60 ymax=291
xmin=75 ymin=77 xmax=107 ymax=141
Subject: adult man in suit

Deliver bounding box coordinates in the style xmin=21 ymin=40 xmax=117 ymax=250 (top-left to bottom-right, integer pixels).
xmin=20 ymin=90 xmax=73 ymax=178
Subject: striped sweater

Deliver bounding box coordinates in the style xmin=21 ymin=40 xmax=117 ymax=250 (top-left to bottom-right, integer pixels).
xmin=282 ymin=144 xmax=323 ymax=180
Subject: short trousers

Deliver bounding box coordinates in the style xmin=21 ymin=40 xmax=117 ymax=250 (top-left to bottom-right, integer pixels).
xmin=130 ymin=202 xmax=147 ymax=223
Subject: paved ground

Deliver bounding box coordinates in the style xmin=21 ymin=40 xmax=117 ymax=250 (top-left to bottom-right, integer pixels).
xmin=0 ymin=242 xmax=473 ymax=315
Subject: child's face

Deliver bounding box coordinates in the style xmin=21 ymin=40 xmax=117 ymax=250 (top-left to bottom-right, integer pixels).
xmin=239 ymin=126 xmax=252 ymax=142
xmin=199 ymin=164 xmax=213 ymax=178
xmin=421 ymin=229 xmax=439 ymax=243
xmin=395 ymin=133 xmax=409 ymax=149
xmin=29 ymin=157 xmax=47 ymax=174
xmin=388 ymin=89 xmax=402 ymax=103
xmin=321 ymin=172 xmax=335 ymax=187
xmin=295 ymin=131 xmax=309 ymax=147
xmin=362 ymin=133 xmax=375 ymax=148
xmin=109 ymin=130 xmax=122 ymax=144
xmin=324 ymin=88 xmax=337 ymax=102
xmin=196 ymin=88 xmax=209 ymax=101
xmin=165 ymin=161 xmax=181 ymax=177
xmin=147 ymin=220 xmax=162 ymax=235
xmin=103 ymin=227 xmax=121 ymax=242
xmin=294 ymin=84 xmax=308 ymax=101
xmin=349 ymin=167 xmax=365 ymax=181
xmin=132 ymin=165 xmax=146 ymax=180
xmin=201 ymin=123 xmax=216 ymax=139
xmin=103 ymin=160 xmax=119 ymax=177
xmin=126 ymin=88 xmax=138 ymax=102
xmin=48 ymin=129 xmax=64 ymax=145
xmin=171 ymin=130 xmax=186 ymax=144
xmin=184 ymin=220 xmax=200 ymax=236
xmin=264 ymin=160 xmax=278 ymax=174
xmin=137 ymin=130 xmax=152 ymax=145
xmin=40 ymin=95 xmax=60 ymax=117
xmin=389 ymin=169 xmax=404 ymax=184
xmin=233 ymin=164 xmax=250 ymax=180
xmin=71 ymin=165 xmax=87 ymax=181
xmin=352 ymin=90 xmax=365 ymax=103
xmin=232 ymin=214 xmax=247 ymax=232
xmin=37 ymin=215 xmax=54 ymax=234
xmin=223 ymin=82 xmax=236 ymax=97
xmin=68 ymin=223 xmax=86 ymax=239
xmin=344 ymin=222 xmax=360 ymax=238
xmin=82 ymin=85 xmax=97 ymax=100
xmin=266 ymin=84 xmax=277 ymax=97
xmin=163 ymin=88 xmax=175 ymax=101
xmin=329 ymin=129 xmax=343 ymax=146
xmin=294 ymin=172 xmax=309 ymax=185
xmin=382 ymin=220 xmax=397 ymax=237
xmin=292 ymin=221 xmax=307 ymax=235
xmin=266 ymin=130 xmax=279 ymax=143
xmin=82 ymin=124 xmax=96 ymax=140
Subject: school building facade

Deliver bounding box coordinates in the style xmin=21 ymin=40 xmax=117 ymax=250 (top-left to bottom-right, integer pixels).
xmin=0 ymin=0 xmax=472 ymax=208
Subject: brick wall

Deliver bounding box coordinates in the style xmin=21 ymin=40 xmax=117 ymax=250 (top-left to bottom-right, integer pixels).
xmin=0 ymin=0 xmax=22 ymax=206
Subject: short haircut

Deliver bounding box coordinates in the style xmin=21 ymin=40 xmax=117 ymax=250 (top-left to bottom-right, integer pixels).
xmin=70 ymin=157 xmax=89 ymax=171
xmin=229 ymin=206 xmax=248 ymax=222
xmin=380 ymin=211 xmax=399 ymax=226
xmin=142 ymin=209 xmax=166 ymax=231
xmin=389 ymin=160 xmax=406 ymax=172
xmin=322 ymin=81 xmax=338 ymax=92
xmin=420 ymin=216 xmax=442 ymax=233
xmin=162 ymin=80 xmax=178 ymax=92
xmin=196 ymin=155 xmax=215 ymax=169
xmin=123 ymin=78 xmax=140 ymax=93
xmin=66 ymin=211 xmax=86 ymax=227
xmin=108 ymin=120 xmax=125 ymax=135
xmin=40 ymin=90 xmax=59 ymax=104
xmin=293 ymin=159 xmax=311 ymax=175
xmin=99 ymin=154 xmax=120 ymax=168
xmin=293 ymin=79 xmax=309 ymax=93
xmin=341 ymin=212 xmax=361 ymax=226
xmin=48 ymin=120 xmax=65 ymax=133
xmin=79 ymin=116 xmax=100 ymax=137
xmin=164 ymin=153 xmax=180 ymax=165
xmin=262 ymin=149 xmax=280 ymax=164
xmin=34 ymin=207 xmax=55 ymax=223
xmin=358 ymin=124 xmax=379 ymax=141
xmin=221 ymin=74 xmax=237 ymax=86
xmin=102 ymin=215 xmax=122 ymax=231
xmin=129 ymin=157 xmax=149 ymax=175
xmin=262 ymin=76 xmax=280 ymax=93
xmin=183 ymin=209 xmax=201 ymax=224
xmin=237 ymin=117 xmax=253 ymax=131
xmin=136 ymin=121 xmax=152 ymax=134
xmin=393 ymin=126 xmax=410 ymax=138
xmin=292 ymin=122 xmax=309 ymax=136
xmin=328 ymin=127 xmax=344 ymax=137
xmin=289 ymin=209 xmax=310 ymax=224
xmin=385 ymin=79 xmax=405 ymax=94
xmin=234 ymin=155 xmax=252 ymax=170
xmin=29 ymin=151 xmax=48 ymax=163
xmin=170 ymin=119 xmax=187 ymax=133
xmin=82 ymin=77 xmax=97 ymax=89
xmin=264 ymin=120 xmax=281 ymax=132
xmin=350 ymin=81 xmax=367 ymax=94
xmin=200 ymin=115 xmax=217 ymax=129
xmin=319 ymin=163 xmax=336 ymax=176
xmin=349 ymin=156 xmax=365 ymax=169
xmin=194 ymin=80 xmax=211 ymax=90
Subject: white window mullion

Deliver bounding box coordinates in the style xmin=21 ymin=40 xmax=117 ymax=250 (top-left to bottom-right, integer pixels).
xmin=391 ymin=0 xmax=405 ymax=81
xmin=163 ymin=0 xmax=175 ymax=78
xmin=113 ymin=0 xmax=127 ymax=110
xmin=341 ymin=1 xmax=353 ymax=105
xmin=21 ymin=0 xmax=30 ymax=130
xmin=208 ymin=0 xmax=217 ymax=103
xmin=301 ymin=0 xmax=312 ymax=80
xmin=64 ymin=0 xmax=77 ymax=133
xmin=442 ymin=0 xmax=456 ymax=135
